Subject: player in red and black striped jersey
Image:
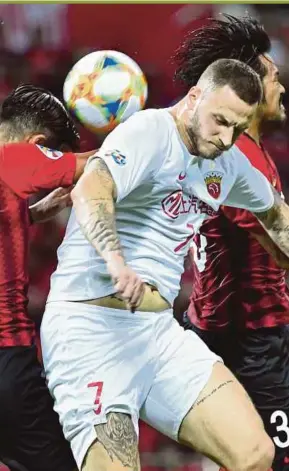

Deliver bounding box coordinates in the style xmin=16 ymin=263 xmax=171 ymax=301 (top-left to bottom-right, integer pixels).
xmin=0 ymin=85 xmax=94 ymax=471
xmin=174 ymin=16 xmax=289 ymax=470
xmin=188 ymin=133 xmax=289 ymax=332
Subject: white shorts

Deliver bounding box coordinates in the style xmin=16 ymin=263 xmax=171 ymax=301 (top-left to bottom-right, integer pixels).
xmin=41 ymin=301 xmax=221 ymax=469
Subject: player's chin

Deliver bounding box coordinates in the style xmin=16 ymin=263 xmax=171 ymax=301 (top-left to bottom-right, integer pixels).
xmin=200 ymin=147 xmax=222 ymax=160
xmin=197 ymin=142 xmax=220 ymax=160
xmin=279 ymin=107 xmax=287 ymax=122
xmin=270 ymin=108 xmax=287 ymax=124
xmin=275 ymin=103 xmax=286 ymax=120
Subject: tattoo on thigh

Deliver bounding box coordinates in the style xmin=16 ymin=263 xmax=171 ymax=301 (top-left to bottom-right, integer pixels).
xmin=96 ymin=412 xmax=139 ymax=470
xmin=194 ymin=380 xmax=234 ymax=408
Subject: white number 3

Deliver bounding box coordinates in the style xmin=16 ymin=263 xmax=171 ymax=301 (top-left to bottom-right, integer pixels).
xmin=271 ymin=410 xmax=289 ymax=448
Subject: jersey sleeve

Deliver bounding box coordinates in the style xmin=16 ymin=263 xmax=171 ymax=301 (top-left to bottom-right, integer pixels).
xmin=222 ymin=148 xmax=274 ymax=213
xmin=94 ymin=111 xmax=169 ymax=202
xmin=221 ymin=137 xmax=278 ymax=232
xmin=0 ymin=143 xmax=76 ymax=199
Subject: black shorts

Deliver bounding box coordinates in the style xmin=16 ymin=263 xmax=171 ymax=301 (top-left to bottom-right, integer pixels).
xmin=0 ymin=345 xmax=76 ymax=471
xmin=184 ymin=315 xmax=289 ymax=471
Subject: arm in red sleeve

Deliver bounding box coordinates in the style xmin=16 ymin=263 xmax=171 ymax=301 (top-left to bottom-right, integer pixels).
xmin=0 ymin=143 xmax=76 ymax=199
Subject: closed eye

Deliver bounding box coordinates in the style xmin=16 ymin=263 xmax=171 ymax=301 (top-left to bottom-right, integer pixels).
xmin=215 ymin=116 xmax=229 ymax=126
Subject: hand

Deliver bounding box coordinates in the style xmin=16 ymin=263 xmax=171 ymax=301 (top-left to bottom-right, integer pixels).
xmin=107 ymin=258 xmax=145 ymax=312
xmin=44 ymin=186 xmax=74 ymax=211
xmin=30 ymin=186 xmax=74 ymax=223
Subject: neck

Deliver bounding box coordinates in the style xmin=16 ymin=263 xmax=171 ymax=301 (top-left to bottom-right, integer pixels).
xmin=246 ymin=115 xmax=262 ymax=146
xmin=169 ymin=100 xmax=197 ymax=155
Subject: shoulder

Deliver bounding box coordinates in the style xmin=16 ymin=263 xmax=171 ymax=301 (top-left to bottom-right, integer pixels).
xmin=122 ymin=108 xmax=172 ymax=138
xmin=235 ymin=134 xmax=258 ymax=160
xmin=109 ymin=108 xmax=172 ymax=155
xmin=216 ymin=141 xmax=263 ymax=180
xmin=236 ymin=134 xmax=266 ymax=169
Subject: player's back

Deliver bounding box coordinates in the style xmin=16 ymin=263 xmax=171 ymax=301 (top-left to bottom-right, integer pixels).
xmin=187 ymin=134 xmax=289 ymax=331
xmin=0 ymin=177 xmax=34 ymax=346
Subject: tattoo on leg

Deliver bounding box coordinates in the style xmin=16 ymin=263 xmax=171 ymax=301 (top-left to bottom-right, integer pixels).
xmin=194 ymin=380 xmax=234 ymax=408
xmin=96 ymin=412 xmax=139 ymax=470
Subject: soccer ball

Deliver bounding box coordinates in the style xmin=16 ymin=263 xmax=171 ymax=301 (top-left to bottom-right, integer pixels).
xmin=63 ymin=50 xmax=148 ymax=133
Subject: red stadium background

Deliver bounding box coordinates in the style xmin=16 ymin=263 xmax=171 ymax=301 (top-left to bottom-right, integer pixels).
xmin=0 ymin=3 xmax=289 ymax=470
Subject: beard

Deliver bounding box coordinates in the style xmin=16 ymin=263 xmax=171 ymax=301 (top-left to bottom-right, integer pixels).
xmin=188 ymin=111 xmax=216 ymax=158
xmin=189 ymin=113 xmax=222 ymax=159
xmin=187 ymin=112 xmax=200 ymax=156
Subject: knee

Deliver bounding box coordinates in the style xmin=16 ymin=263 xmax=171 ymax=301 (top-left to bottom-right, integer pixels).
xmin=232 ymin=435 xmax=274 ymax=471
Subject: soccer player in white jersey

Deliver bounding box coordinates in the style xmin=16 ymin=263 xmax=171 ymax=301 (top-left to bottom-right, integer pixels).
xmin=41 ymin=58 xmax=280 ymax=471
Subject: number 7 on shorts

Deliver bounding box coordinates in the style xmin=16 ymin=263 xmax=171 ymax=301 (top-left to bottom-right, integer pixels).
xmin=88 ymin=381 xmax=104 ymax=415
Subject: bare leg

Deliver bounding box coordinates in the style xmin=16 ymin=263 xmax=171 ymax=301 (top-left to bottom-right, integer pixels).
xmin=178 ymin=363 xmax=274 ymax=471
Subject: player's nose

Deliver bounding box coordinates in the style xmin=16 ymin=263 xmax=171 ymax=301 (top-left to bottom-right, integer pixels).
xmin=218 ymin=127 xmax=234 ymax=150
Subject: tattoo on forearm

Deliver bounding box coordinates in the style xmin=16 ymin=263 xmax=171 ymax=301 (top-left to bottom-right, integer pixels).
xmin=193 ymin=380 xmax=234 ymax=408
xmin=95 ymin=412 xmax=140 ymax=470
xmin=81 ymin=198 xmax=121 ymax=253
xmin=76 ymin=157 xmax=122 ymax=258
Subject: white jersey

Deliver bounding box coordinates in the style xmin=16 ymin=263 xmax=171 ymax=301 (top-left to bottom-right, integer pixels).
xmin=48 ymin=108 xmax=274 ymax=305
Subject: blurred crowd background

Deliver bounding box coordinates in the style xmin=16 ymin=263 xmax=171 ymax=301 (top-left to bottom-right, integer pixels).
xmin=1 ymin=3 xmax=289 ymax=470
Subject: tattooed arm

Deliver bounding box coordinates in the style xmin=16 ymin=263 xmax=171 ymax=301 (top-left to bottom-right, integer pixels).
xmin=71 ymin=157 xmax=120 ymax=260
xmin=71 ymin=157 xmax=145 ymax=310
xmin=254 ymin=186 xmax=289 ymax=265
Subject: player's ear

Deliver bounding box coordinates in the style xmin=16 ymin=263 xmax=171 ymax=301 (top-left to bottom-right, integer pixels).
xmin=187 ymin=86 xmax=202 ymax=107
xmin=26 ymin=134 xmax=47 ymax=145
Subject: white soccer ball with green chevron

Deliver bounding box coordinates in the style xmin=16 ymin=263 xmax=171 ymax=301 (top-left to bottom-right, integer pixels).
xmin=63 ymin=50 xmax=148 ymax=133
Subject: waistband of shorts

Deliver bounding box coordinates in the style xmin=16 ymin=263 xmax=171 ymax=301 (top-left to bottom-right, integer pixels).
xmin=45 ymin=300 xmax=173 ymax=319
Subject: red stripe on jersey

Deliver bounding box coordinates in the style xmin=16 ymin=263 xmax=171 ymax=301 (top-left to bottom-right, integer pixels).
xmin=187 ymin=134 xmax=289 ymax=330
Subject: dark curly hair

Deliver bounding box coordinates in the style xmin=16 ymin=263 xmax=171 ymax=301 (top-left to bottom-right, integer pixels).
xmin=0 ymin=84 xmax=80 ymax=151
xmin=174 ymin=14 xmax=271 ymax=90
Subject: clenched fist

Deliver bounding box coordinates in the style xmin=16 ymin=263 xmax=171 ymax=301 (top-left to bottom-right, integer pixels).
xmin=107 ymin=257 xmax=145 ymax=312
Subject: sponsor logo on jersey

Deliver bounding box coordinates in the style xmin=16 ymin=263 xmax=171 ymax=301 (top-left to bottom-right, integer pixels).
xmin=105 ymin=149 xmax=126 ymax=166
xmin=204 ymin=171 xmax=223 ymax=199
xmin=36 ymin=145 xmax=63 ymax=160
xmin=162 ymin=190 xmax=216 ymax=219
